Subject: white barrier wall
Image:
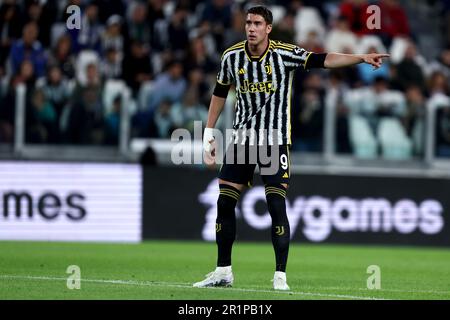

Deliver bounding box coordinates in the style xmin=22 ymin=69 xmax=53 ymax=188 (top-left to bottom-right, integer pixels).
xmin=0 ymin=162 xmax=142 ymax=242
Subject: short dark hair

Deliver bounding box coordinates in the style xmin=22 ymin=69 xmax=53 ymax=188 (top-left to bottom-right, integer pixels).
xmin=247 ymin=6 xmax=273 ymax=25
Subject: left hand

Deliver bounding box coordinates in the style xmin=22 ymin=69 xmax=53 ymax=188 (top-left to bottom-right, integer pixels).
xmin=363 ymin=53 xmax=390 ymax=70
xmin=203 ymin=128 xmax=216 ymax=167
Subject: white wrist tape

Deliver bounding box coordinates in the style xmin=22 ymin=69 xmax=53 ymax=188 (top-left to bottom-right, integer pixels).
xmin=203 ymin=128 xmax=215 ymax=153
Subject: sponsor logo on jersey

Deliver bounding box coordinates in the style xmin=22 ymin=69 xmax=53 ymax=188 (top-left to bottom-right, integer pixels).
xmin=239 ymin=80 xmax=276 ymax=94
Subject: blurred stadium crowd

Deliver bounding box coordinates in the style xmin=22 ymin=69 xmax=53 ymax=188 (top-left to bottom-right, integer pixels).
xmin=0 ymin=0 xmax=450 ymax=159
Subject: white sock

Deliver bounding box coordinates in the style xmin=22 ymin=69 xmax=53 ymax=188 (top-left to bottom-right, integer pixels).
xmin=216 ymin=266 xmax=232 ymax=273
xmin=274 ymin=271 xmax=286 ymax=280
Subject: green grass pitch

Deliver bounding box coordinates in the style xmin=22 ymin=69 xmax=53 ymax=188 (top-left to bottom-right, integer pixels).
xmin=0 ymin=240 xmax=449 ymax=300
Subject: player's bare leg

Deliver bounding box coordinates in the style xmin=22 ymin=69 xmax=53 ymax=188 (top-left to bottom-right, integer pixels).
xmin=193 ymin=179 xmax=245 ymax=288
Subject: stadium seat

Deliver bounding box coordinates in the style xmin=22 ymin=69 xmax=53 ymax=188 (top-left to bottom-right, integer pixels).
xmin=349 ymin=115 xmax=378 ymax=159
xmin=294 ymin=6 xmax=326 ymax=44
xmin=75 ymin=50 xmax=100 ymax=85
xmin=103 ymin=79 xmax=136 ymax=116
xmin=269 ymin=5 xmax=286 ymax=24
xmin=377 ymin=117 xmax=413 ymax=160
xmin=389 ymin=37 xmax=410 ymax=64
xmin=357 ymin=35 xmax=387 ymax=55
xmin=103 ymin=80 xmax=126 ymax=114
xmin=137 ymin=81 xmax=154 ymax=112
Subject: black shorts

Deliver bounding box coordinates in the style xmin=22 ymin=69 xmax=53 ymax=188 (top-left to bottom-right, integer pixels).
xmin=218 ymin=143 xmax=291 ymax=186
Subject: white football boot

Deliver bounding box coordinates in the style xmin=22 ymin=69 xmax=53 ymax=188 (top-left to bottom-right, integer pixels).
xmin=193 ymin=266 xmax=234 ymax=288
xmin=272 ymin=271 xmax=290 ymax=291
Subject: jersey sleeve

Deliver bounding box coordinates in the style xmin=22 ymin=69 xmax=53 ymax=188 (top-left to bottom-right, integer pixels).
xmin=276 ymin=43 xmax=313 ymax=69
xmin=216 ymin=53 xmax=234 ymax=85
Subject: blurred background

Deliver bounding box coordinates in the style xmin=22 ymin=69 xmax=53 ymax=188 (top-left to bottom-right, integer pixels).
xmin=0 ymin=0 xmax=450 ymax=168
xmin=1 ymin=0 xmax=450 ymax=246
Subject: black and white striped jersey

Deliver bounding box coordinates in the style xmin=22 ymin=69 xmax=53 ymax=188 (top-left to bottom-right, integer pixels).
xmin=217 ymin=39 xmax=316 ymax=146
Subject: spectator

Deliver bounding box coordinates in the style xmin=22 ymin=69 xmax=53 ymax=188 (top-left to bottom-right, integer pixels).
xmin=378 ymin=0 xmax=410 ymax=46
xmin=201 ymin=0 xmax=232 ymax=52
xmin=147 ymin=60 xmax=187 ymax=114
xmin=0 ymin=0 xmax=449 ymax=157
xmin=167 ymin=5 xmax=190 ymax=55
xmin=184 ymin=36 xmax=216 ymax=77
xmin=427 ymin=70 xmax=450 ymax=156
xmin=327 ymin=65 xmax=361 ymax=89
xmin=427 ymin=71 xmax=449 ymax=98
xmin=65 ymin=86 xmax=105 ymax=144
xmin=435 ymin=105 xmax=450 ymax=157
xmin=147 ymin=0 xmax=166 ymax=42
xmin=153 ymin=99 xmax=178 ymax=138
xmin=292 ymin=72 xmax=325 ymax=152
xmin=0 ymin=2 xmax=22 ymax=70
xmin=124 ymin=1 xmax=151 ymax=47
xmin=134 ymin=60 xmax=186 ymax=137
xmin=299 ymin=30 xmax=325 ymax=53
xmin=68 ymin=2 xmax=103 ymax=54
xmin=326 ymin=71 xmax=352 ymax=153
xmin=441 ymin=0 xmax=450 ymax=47
xmin=122 ymin=40 xmax=153 ymax=96
xmin=9 ymin=22 xmax=47 ymax=78
xmin=23 ymin=0 xmax=57 ymax=48
xmin=269 ymin=11 xmax=296 ymax=44
xmin=188 ymin=20 xmax=218 ymax=61
xmin=1 ymin=60 xmax=35 ymax=144
xmin=403 ymin=85 xmax=426 ymax=156
xmin=186 ymin=68 xmax=210 ymax=108
xmin=36 ymin=65 xmax=71 ymax=122
xmin=104 ymin=94 xmax=122 ymax=145
xmin=71 ymin=62 xmax=103 ymax=112
xmin=100 ymin=47 xmax=122 ymax=79
xmin=426 ymin=70 xmax=450 ymax=157
xmin=391 ymin=41 xmax=426 ymax=91
xmin=47 ymin=34 xmax=76 ymax=79
xmin=223 ymin=7 xmax=246 ymax=49
xmin=426 ymin=45 xmax=450 ymax=80
xmin=292 ymin=0 xmax=326 ymax=46
xmin=171 ymin=70 xmax=209 ymax=133
xmin=325 ymin=15 xmax=358 ymax=54
xmin=0 ymin=59 xmax=28 ymax=142
xmin=26 ymin=88 xmax=58 ymax=143
xmin=172 ymin=95 xmax=208 ymax=134
xmin=63 ymin=60 xmax=104 ymax=144
xmin=339 ymin=0 xmax=371 ymax=36
xmin=101 ymin=15 xmax=124 ymax=56
xmin=357 ymin=45 xmax=390 ymax=85
xmin=11 ymin=60 xmax=37 ymax=90
xmin=93 ymin=0 xmax=126 ymax=25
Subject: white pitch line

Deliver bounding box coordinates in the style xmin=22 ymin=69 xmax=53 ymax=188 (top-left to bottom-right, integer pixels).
xmin=245 ymin=284 xmax=450 ymax=296
xmin=309 ymin=286 xmax=450 ymax=296
xmin=0 ymin=275 xmax=384 ymax=300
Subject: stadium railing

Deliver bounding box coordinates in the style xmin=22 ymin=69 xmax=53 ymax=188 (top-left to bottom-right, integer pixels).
xmin=3 ymin=82 xmax=450 ymax=177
